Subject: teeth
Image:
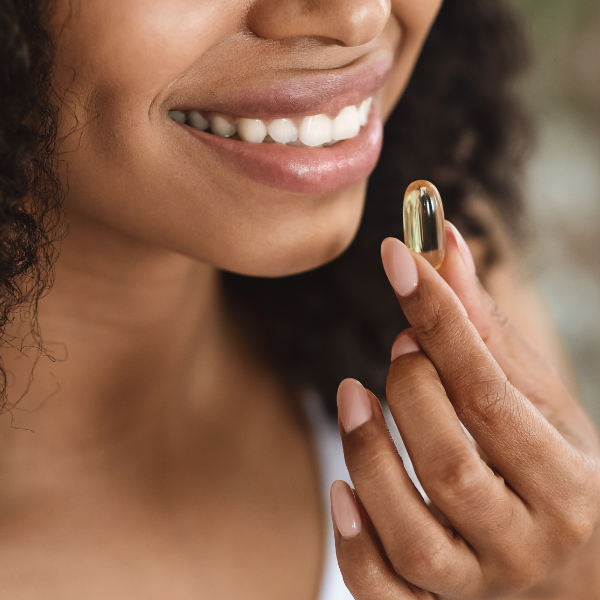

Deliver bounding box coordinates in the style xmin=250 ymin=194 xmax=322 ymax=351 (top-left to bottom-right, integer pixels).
xmin=358 ymin=97 xmax=372 ymax=127
xmin=188 ymin=110 xmax=209 ymax=131
xmin=168 ymin=97 xmax=373 ymax=147
xmin=168 ymin=110 xmax=186 ymax=124
xmin=299 ymin=114 xmax=333 ymax=147
xmin=267 ymin=119 xmax=298 ymax=144
xmin=237 ymin=118 xmax=267 ymax=143
xmin=332 ymin=105 xmax=361 ymax=141
xmin=211 ymin=116 xmax=236 ymax=138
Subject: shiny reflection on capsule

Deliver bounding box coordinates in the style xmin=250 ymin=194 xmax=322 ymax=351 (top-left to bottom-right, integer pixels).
xmin=403 ymin=180 xmax=446 ymax=270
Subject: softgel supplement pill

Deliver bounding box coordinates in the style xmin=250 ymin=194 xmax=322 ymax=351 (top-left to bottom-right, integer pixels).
xmin=403 ymin=180 xmax=446 ymax=270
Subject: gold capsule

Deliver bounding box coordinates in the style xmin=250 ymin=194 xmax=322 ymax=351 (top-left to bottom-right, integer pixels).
xmin=403 ymin=180 xmax=446 ymax=270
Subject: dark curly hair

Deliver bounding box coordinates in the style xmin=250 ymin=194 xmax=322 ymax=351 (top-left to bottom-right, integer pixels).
xmin=0 ymin=0 xmax=531 ymax=415
xmin=0 ymin=0 xmax=64 ymax=412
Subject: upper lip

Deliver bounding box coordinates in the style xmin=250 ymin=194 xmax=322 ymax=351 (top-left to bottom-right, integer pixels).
xmin=171 ymin=55 xmax=392 ymax=120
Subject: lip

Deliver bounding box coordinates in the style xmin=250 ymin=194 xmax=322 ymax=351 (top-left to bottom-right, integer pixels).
xmin=184 ymin=102 xmax=383 ymax=194
xmin=172 ymin=56 xmax=392 ymax=120
xmin=175 ymin=56 xmax=391 ymax=194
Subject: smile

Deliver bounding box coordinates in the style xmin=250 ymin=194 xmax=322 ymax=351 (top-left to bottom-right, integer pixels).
xmin=169 ymin=97 xmax=373 ymax=148
xmin=169 ymin=56 xmax=391 ymax=194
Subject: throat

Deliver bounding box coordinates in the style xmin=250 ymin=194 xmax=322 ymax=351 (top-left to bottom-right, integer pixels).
xmin=0 ymin=380 xmax=326 ymax=600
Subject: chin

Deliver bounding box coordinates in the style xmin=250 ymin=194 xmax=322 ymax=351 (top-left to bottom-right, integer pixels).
xmin=230 ymin=182 xmax=367 ymax=279
xmin=228 ymin=216 xmax=362 ymax=280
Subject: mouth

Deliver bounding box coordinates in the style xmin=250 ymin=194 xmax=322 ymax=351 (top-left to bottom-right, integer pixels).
xmin=169 ymin=56 xmax=391 ymax=194
xmin=169 ymin=96 xmax=373 ymax=147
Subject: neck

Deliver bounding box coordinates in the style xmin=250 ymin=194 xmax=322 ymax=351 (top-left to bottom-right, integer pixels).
xmin=0 ymin=209 xmax=281 ymax=472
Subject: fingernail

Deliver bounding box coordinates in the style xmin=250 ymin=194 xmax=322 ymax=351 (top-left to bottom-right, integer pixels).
xmin=391 ymin=329 xmax=421 ymax=361
xmin=337 ymin=379 xmax=372 ymax=433
xmin=331 ymin=481 xmax=362 ymax=538
xmin=381 ymin=238 xmax=419 ymax=297
xmin=448 ymin=223 xmax=476 ymax=277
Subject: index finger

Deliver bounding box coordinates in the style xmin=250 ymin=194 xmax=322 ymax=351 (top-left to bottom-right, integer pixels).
xmin=380 ymin=237 xmax=574 ymax=499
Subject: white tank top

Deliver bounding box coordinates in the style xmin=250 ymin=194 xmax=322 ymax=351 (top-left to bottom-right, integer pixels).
xmin=302 ymin=390 xmax=427 ymax=600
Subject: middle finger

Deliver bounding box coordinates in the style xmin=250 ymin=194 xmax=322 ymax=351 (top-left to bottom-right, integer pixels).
xmin=386 ymin=335 xmax=535 ymax=568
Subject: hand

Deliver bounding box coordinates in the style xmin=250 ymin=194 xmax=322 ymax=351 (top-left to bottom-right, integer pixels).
xmin=330 ymin=223 xmax=600 ymax=599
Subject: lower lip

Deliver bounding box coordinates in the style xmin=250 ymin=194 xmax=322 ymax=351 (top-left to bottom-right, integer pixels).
xmin=184 ymin=103 xmax=383 ymax=195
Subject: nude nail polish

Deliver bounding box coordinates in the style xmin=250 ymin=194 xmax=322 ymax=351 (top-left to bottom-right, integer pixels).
xmin=331 ymin=481 xmax=362 ymax=538
xmin=391 ymin=330 xmax=421 ymax=361
xmin=381 ymin=237 xmax=419 ymax=297
xmin=448 ymin=222 xmax=476 ymax=276
xmin=337 ymin=379 xmax=372 ymax=433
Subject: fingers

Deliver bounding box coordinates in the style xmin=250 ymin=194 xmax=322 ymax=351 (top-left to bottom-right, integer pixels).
xmin=386 ymin=341 xmax=536 ymax=566
xmin=331 ymin=481 xmax=428 ymax=600
xmin=380 ymin=236 xmax=575 ymax=502
xmin=439 ymin=224 xmax=570 ymax=411
xmin=336 ymin=379 xmax=482 ymax=595
xmin=439 ymin=224 xmax=599 ymax=454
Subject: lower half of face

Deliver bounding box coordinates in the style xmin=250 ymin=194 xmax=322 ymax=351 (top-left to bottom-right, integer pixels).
xmin=53 ymin=0 xmax=442 ymax=277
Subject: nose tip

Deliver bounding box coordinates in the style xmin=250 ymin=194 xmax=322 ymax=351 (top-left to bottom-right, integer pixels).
xmin=334 ymin=0 xmax=392 ymax=47
xmin=248 ymin=0 xmax=391 ymax=48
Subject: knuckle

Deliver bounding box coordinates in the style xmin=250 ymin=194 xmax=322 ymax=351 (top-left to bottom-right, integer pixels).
xmin=477 ymin=378 xmax=512 ymax=423
xmin=412 ymin=293 xmax=461 ymax=346
xmin=554 ymin=501 xmax=597 ymax=547
xmin=427 ymin=453 xmax=491 ymax=506
xmin=391 ymin=536 xmax=454 ymax=585
xmin=502 ymin=556 xmax=548 ymax=590
xmin=349 ymin=446 xmax=396 ymax=485
xmin=341 ymin=555 xmax=397 ymax=600
xmin=489 ymin=301 xmax=511 ymax=334
xmin=545 ymin=460 xmax=600 ymax=548
xmin=485 ymin=538 xmax=551 ymax=591
xmin=453 ymin=373 xmax=514 ymax=427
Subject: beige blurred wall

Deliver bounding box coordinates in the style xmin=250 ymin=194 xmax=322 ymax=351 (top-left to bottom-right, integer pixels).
xmin=515 ymin=0 xmax=600 ymax=425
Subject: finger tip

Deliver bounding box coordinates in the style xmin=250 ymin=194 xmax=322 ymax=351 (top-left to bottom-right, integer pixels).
xmin=330 ymin=481 xmax=362 ymax=538
xmin=380 ymin=236 xmax=401 ymax=260
xmin=380 ymin=237 xmax=419 ymax=297
xmin=445 ymin=221 xmax=476 ymax=277
xmin=391 ymin=329 xmax=421 ymax=361
xmin=337 ymin=378 xmax=364 ymax=398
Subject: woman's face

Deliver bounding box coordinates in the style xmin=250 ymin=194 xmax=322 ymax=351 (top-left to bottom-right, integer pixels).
xmin=52 ymin=0 xmax=442 ymax=277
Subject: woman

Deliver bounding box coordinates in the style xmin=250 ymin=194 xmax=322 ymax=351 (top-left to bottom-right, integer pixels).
xmin=0 ymin=0 xmax=599 ymax=598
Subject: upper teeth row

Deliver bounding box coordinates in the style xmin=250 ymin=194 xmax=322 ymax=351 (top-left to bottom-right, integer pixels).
xmin=168 ymin=97 xmax=373 ymax=147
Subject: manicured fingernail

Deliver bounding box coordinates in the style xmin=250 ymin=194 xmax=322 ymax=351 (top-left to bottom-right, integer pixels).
xmin=391 ymin=329 xmax=421 ymax=361
xmin=448 ymin=223 xmax=476 ymax=276
xmin=331 ymin=481 xmax=362 ymax=538
xmin=337 ymin=379 xmax=372 ymax=433
xmin=381 ymin=238 xmax=419 ymax=297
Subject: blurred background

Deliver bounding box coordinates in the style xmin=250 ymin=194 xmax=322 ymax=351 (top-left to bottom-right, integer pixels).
xmin=515 ymin=0 xmax=600 ymax=425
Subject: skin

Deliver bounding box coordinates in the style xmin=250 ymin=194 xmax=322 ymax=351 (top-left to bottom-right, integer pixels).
xmin=0 ymin=0 xmax=598 ymax=598
xmin=49 ymin=0 xmax=434 ymax=277
xmin=334 ymin=226 xmax=600 ymax=599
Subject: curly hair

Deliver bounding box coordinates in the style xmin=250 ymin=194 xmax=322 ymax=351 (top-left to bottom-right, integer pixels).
xmin=0 ymin=0 xmax=531 ymax=415
xmin=0 ymin=0 xmax=64 ymax=411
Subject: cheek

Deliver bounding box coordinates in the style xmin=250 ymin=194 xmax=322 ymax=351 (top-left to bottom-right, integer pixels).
xmin=380 ymin=0 xmax=443 ymax=119
xmin=49 ymin=0 xmax=405 ymax=278
xmin=53 ymin=0 xmax=243 ymax=177
xmin=391 ymin=0 xmax=444 ymax=37
xmin=52 ymin=0 xmax=240 ymax=236
xmin=54 ymin=0 xmax=239 ymax=112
